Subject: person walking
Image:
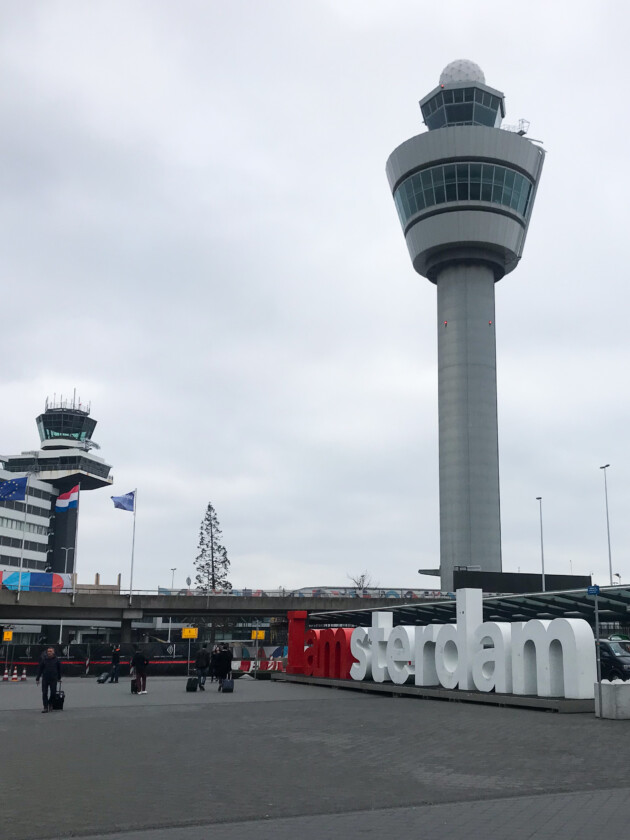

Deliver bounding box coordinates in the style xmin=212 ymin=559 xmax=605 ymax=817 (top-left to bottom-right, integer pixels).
xmin=36 ymin=646 xmax=62 ymax=713
xmin=131 ymin=646 xmax=149 ymax=694
xmin=194 ymin=644 xmax=210 ymax=690
xmin=209 ymin=646 xmax=220 ymax=683
xmin=215 ymin=644 xmax=233 ymax=692
xmin=109 ymin=645 xmax=121 ymax=683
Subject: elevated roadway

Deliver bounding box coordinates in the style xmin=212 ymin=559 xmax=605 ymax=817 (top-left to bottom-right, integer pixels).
xmin=0 ymin=589 xmax=421 ymax=623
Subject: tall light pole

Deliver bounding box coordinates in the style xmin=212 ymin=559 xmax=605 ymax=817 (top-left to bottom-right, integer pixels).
xmin=600 ymin=464 xmax=613 ymax=586
xmin=536 ymin=497 xmax=545 ymax=592
xmin=60 ymin=546 xmax=74 ymax=574
xmin=168 ymin=568 xmax=177 ymax=643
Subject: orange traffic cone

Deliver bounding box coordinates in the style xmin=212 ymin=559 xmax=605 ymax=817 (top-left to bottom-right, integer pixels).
xmin=20 ymin=667 xmax=27 ymax=681
xmin=2 ymin=667 xmax=8 ymax=681
xmin=11 ymin=666 xmax=18 ymax=681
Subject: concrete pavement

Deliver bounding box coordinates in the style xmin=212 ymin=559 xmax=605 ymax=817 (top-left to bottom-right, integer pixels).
xmin=1 ymin=676 xmax=629 ymax=839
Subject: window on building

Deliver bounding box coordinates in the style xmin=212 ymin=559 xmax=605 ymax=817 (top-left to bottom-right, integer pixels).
xmin=393 ymin=161 xmax=533 ymax=228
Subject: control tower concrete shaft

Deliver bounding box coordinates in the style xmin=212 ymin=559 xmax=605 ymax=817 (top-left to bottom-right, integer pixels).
xmin=386 ymin=60 xmax=544 ymax=590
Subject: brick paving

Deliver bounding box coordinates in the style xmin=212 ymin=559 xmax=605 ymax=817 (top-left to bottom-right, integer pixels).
xmin=1 ymin=677 xmax=629 ymax=839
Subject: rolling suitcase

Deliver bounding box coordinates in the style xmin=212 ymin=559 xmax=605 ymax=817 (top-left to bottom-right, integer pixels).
xmin=221 ymin=677 xmax=234 ymax=694
xmin=51 ymin=684 xmax=65 ymax=710
xmin=131 ymin=679 xmax=138 ymax=694
xmin=186 ymin=676 xmax=198 ymax=692
xmin=97 ymin=671 xmax=110 ymax=684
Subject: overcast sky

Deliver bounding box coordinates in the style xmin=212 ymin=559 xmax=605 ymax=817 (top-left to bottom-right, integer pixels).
xmin=1 ymin=0 xmax=628 ymax=592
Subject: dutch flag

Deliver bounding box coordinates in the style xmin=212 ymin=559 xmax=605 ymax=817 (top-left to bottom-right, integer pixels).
xmin=56 ymin=484 xmax=80 ymax=513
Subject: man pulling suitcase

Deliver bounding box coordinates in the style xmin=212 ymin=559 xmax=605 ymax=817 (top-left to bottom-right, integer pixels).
xmin=215 ymin=644 xmax=234 ymax=693
xmin=36 ymin=646 xmax=62 ymax=713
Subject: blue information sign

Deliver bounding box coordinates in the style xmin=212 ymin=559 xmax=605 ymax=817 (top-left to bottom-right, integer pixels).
xmin=588 ymin=585 xmax=600 ymax=595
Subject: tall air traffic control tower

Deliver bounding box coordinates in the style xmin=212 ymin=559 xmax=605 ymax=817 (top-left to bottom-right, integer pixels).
xmin=386 ymin=60 xmax=545 ymax=591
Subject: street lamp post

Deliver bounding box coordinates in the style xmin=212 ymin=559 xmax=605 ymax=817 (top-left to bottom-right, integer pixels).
xmin=536 ymin=497 xmax=545 ymax=592
xmin=600 ymin=464 xmax=613 ymax=587
xmin=168 ymin=568 xmax=177 ymax=643
xmin=60 ymin=546 xmax=74 ymax=575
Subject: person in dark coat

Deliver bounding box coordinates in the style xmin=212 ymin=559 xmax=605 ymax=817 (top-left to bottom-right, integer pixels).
xmin=109 ymin=645 xmax=121 ymax=683
xmin=194 ymin=644 xmax=210 ymax=690
xmin=36 ymin=647 xmax=62 ymax=713
xmin=215 ymin=644 xmax=233 ymax=691
xmin=209 ymin=646 xmax=220 ymax=683
xmin=131 ymin=647 xmax=149 ymax=694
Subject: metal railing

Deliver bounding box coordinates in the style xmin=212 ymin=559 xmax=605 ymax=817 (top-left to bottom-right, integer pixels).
xmin=62 ymin=587 xmax=449 ymax=600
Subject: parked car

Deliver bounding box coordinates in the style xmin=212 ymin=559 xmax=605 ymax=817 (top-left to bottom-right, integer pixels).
xmin=598 ymin=639 xmax=630 ymax=681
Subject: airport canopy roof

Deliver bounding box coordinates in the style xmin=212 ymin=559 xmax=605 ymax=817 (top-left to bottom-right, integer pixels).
xmin=309 ymin=585 xmax=630 ymax=627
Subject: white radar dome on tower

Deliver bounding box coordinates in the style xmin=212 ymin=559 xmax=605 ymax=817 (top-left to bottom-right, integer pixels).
xmin=439 ymin=59 xmax=485 ymax=86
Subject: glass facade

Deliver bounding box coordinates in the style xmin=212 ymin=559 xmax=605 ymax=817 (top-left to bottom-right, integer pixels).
xmin=0 ymin=534 xmax=48 ymax=553
xmin=394 ymin=162 xmax=533 ymax=228
xmin=36 ymin=409 xmax=96 ymax=443
xmin=0 ymin=515 xmax=49 ymax=536
xmin=4 ymin=455 xmax=110 ymax=479
xmin=0 ymin=499 xmax=51 ymax=517
xmin=0 ymin=553 xmax=47 ymax=570
xmin=421 ymin=87 xmax=502 ymax=130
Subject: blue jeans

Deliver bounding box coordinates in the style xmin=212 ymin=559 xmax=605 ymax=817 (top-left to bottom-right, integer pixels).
xmin=196 ymin=667 xmax=208 ymax=686
xmin=109 ymin=664 xmax=119 ymax=683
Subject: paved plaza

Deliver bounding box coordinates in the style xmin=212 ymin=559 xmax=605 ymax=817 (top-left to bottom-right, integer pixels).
xmin=1 ymin=676 xmax=629 ymax=839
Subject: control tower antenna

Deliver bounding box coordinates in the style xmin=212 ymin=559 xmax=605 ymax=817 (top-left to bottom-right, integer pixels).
xmin=386 ymin=60 xmax=545 ymax=591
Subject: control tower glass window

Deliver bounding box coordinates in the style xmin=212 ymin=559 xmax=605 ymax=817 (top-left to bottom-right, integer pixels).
xmin=36 ymin=410 xmax=96 ymax=442
xmin=421 ymin=87 xmax=502 ymax=129
xmin=394 ymin=162 xmax=534 ymax=228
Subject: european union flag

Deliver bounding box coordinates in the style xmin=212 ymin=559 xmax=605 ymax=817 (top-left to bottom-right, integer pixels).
xmin=111 ymin=491 xmax=135 ymax=512
xmin=0 ymin=476 xmax=28 ymax=501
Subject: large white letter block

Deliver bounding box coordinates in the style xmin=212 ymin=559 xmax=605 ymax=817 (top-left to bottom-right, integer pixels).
xmin=511 ymin=618 xmax=596 ymax=699
xmin=435 ymin=589 xmax=482 ymax=690
xmin=472 ymin=622 xmax=513 ymax=694
xmin=414 ymin=624 xmax=441 ymax=686
xmin=367 ymin=612 xmax=393 ymax=682
xmin=350 ymin=627 xmax=371 ymax=680
xmin=385 ymin=626 xmax=415 ymax=685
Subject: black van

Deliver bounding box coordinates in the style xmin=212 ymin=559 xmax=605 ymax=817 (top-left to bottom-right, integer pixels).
xmin=598 ymin=639 xmax=630 ymax=681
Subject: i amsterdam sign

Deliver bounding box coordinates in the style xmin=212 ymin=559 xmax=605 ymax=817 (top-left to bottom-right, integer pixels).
xmin=287 ymin=589 xmax=597 ymax=700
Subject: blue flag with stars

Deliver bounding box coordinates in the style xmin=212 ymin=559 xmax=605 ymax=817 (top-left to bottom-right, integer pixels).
xmin=0 ymin=476 xmax=28 ymax=501
xmin=111 ymin=491 xmax=135 ymax=512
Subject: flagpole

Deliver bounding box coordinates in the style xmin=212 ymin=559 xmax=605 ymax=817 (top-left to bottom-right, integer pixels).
xmin=128 ymin=489 xmax=137 ymax=605
xmin=72 ymin=484 xmax=81 ymax=604
xmin=16 ymin=474 xmax=30 ymax=603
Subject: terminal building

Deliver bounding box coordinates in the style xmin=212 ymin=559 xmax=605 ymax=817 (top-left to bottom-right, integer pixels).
xmin=0 ymin=396 xmax=113 ymax=584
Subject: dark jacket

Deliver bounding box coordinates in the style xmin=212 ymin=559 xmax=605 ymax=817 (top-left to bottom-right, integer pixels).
xmin=37 ymin=654 xmax=61 ymax=681
xmin=131 ymin=651 xmax=149 ymax=673
xmin=111 ymin=648 xmax=121 ymax=665
xmin=215 ymin=648 xmax=233 ymax=679
xmin=195 ymin=648 xmax=210 ymax=669
xmin=210 ymin=651 xmax=219 ymax=675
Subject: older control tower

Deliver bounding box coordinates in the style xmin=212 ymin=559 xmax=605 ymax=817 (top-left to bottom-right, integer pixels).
xmin=386 ymin=60 xmax=545 ymax=590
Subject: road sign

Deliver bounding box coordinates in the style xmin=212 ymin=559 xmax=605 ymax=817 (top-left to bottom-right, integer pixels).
xmin=181 ymin=627 xmax=198 ymax=639
xmin=251 ymin=630 xmax=265 ymax=640
xmin=3 ymin=630 xmax=13 ymax=642
xmin=588 ymin=585 xmax=600 ymax=596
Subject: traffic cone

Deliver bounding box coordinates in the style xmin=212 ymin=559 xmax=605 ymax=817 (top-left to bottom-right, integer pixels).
xmin=2 ymin=667 xmax=8 ymax=681
xmin=20 ymin=667 xmax=27 ymax=681
xmin=11 ymin=666 xmax=18 ymax=681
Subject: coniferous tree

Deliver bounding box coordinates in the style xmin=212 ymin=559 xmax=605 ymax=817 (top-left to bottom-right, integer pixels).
xmin=194 ymin=502 xmax=232 ymax=592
